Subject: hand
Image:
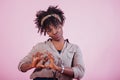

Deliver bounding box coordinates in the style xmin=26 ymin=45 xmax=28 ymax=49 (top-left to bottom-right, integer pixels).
xmin=31 ymin=52 xmax=42 ymax=68
xmin=36 ymin=56 xmax=48 ymax=68
xmin=46 ymin=53 xmax=59 ymax=70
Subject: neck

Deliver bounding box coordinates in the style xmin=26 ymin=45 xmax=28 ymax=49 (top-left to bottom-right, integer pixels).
xmin=52 ymin=37 xmax=64 ymax=43
xmin=51 ymin=38 xmax=65 ymax=50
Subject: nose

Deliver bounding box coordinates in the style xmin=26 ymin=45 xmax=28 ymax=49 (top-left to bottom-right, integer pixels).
xmin=52 ymin=28 xmax=58 ymax=35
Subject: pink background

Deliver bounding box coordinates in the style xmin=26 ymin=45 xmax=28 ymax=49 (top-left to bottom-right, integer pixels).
xmin=0 ymin=0 xmax=120 ymax=80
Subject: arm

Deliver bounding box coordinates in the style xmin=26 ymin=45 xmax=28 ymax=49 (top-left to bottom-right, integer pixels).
xmin=46 ymin=53 xmax=74 ymax=77
xmin=20 ymin=61 xmax=33 ymax=72
xmin=72 ymin=45 xmax=85 ymax=79
xmin=18 ymin=53 xmax=33 ymax=72
xmin=18 ymin=52 xmax=44 ymax=72
xmin=56 ymin=66 xmax=74 ymax=77
xmin=56 ymin=45 xmax=85 ymax=79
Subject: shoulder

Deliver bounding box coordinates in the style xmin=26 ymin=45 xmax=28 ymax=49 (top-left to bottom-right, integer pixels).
xmin=67 ymin=41 xmax=80 ymax=49
xmin=30 ymin=40 xmax=49 ymax=53
xmin=66 ymin=39 xmax=81 ymax=51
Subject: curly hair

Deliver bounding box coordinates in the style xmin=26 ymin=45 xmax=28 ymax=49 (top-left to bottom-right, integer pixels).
xmin=34 ymin=6 xmax=65 ymax=35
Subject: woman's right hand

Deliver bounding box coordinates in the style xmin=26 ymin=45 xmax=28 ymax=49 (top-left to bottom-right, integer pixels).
xmin=31 ymin=52 xmax=42 ymax=68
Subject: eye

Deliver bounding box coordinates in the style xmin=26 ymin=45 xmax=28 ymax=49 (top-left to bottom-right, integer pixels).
xmin=46 ymin=29 xmax=51 ymax=32
xmin=56 ymin=26 xmax=61 ymax=30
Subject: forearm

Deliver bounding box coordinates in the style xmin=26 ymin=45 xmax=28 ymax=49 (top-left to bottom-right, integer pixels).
xmin=57 ymin=66 xmax=74 ymax=77
xmin=20 ymin=62 xmax=33 ymax=72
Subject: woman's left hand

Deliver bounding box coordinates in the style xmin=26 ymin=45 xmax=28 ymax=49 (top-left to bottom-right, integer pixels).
xmin=46 ymin=53 xmax=59 ymax=70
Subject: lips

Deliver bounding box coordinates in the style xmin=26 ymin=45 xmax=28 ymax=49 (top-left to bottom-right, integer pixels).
xmin=53 ymin=34 xmax=60 ymax=40
xmin=54 ymin=35 xmax=59 ymax=39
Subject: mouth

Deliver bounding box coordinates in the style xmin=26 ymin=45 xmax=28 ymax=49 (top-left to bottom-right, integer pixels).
xmin=53 ymin=34 xmax=60 ymax=40
xmin=54 ymin=35 xmax=59 ymax=38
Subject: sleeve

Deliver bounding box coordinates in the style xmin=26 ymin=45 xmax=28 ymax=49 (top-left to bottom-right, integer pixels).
xmin=72 ymin=45 xmax=85 ymax=79
xmin=18 ymin=43 xmax=44 ymax=71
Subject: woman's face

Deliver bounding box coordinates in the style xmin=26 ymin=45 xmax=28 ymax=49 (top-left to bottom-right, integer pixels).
xmin=46 ymin=24 xmax=63 ymax=41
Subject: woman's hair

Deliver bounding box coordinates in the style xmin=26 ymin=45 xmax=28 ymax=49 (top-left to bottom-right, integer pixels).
xmin=34 ymin=6 xmax=65 ymax=35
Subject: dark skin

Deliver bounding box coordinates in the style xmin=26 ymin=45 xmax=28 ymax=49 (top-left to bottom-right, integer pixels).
xmin=20 ymin=24 xmax=74 ymax=78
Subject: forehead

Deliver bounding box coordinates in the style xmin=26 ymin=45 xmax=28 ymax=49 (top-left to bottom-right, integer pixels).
xmin=46 ymin=24 xmax=62 ymax=29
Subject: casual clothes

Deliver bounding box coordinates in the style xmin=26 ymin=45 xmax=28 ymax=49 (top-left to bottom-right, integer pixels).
xmin=18 ymin=39 xmax=85 ymax=80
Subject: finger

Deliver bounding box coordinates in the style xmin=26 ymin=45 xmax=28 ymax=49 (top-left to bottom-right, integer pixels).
xmin=48 ymin=53 xmax=54 ymax=58
xmin=36 ymin=64 xmax=45 ymax=68
xmin=32 ymin=55 xmax=35 ymax=59
xmin=44 ymin=65 xmax=51 ymax=69
xmin=36 ymin=52 xmax=40 ymax=57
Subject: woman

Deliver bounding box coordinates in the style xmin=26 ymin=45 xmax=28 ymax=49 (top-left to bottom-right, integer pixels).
xmin=18 ymin=6 xmax=85 ymax=80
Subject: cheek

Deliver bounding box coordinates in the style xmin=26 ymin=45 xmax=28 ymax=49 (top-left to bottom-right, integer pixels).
xmin=59 ymin=29 xmax=63 ymax=34
xmin=47 ymin=32 xmax=52 ymax=37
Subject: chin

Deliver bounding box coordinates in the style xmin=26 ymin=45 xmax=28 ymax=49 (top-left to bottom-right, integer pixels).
xmin=52 ymin=36 xmax=63 ymax=41
xmin=53 ymin=37 xmax=61 ymax=41
xmin=54 ymin=38 xmax=60 ymax=41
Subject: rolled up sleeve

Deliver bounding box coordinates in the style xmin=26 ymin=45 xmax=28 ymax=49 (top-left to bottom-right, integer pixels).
xmin=18 ymin=55 xmax=32 ymax=71
xmin=72 ymin=45 xmax=85 ymax=79
xmin=18 ymin=43 xmax=41 ymax=71
xmin=18 ymin=42 xmax=48 ymax=72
